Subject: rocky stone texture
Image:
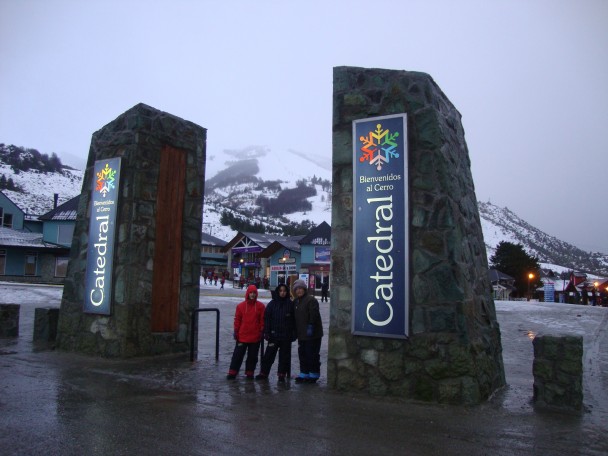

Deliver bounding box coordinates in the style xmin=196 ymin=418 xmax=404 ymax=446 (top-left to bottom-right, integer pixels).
xmin=329 ymin=67 xmax=505 ymax=404
xmin=533 ymin=334 xmax=583 ymax=411
xmin=56 ymin=104 xmax=206 ymax=357
xmin=33 ymin=307 xmax=59 ymax=342
xmin=0 ymin=304 xmax=19 ymax=337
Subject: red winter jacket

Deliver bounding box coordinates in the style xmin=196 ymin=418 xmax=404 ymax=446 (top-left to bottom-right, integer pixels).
xmin=234 ymin=285 xmax=265 ymax=343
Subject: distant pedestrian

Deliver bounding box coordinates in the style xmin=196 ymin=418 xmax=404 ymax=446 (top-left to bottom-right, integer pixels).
xmin=255 ymin=284 xmax=296 ymax=382
xmin=321 ymin=280 xmax=329 ymax=302
xmin=292 ymin=279 xmax=323 ymax=383
xmin=220 ymin=277 xmax=225 ymax=290
xmin=227 ymin=285 xmax=265 ymax=380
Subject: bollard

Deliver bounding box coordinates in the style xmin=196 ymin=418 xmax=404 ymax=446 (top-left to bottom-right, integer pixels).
xmin=0 ymin=304 xmax=20 ymax=338
xmin=533 ymin=333 xmax=583 ymax=411
xmin=33 ymin=307 xmax=60 ymax=342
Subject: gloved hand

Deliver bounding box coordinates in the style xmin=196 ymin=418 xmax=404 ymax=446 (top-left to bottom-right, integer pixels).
xmin=233 ymin=331 xmax=238 ymax=341
xmin=306 ymin=324 xmax=313 ymax=337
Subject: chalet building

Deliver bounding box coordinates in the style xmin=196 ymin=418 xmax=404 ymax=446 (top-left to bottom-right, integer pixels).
xmin=488 ymin=268 xmax=516 ymax=301
xmin=258 ymin=235 xmax=304 ymax=288
xmin=223 ymin=222 xmax=332 ymax=293
xmin=297 ymin=221 xmax=331 ymax=293
xmin=222 ymin=232 xmax=304 ymax=289
xmin=0 ymin=191 xmax=76 ymax=283
xmin=561 ymin=271 xmax=607 ymax=305
xmin=200 ymin=233 xmax=228 ymax=280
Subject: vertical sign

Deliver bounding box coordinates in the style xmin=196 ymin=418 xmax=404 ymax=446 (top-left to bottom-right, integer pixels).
xmin=84 ymin=157 xmax=121 ymax=314
xmin=544 ymin=282 xmax=555 ymax=303
xmin=352 ymin=114 xmax=408 ymax=338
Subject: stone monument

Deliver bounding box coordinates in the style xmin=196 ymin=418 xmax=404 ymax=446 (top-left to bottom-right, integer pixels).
xmin=329 ymin=66 xmax=505 ymax=404
xmin=56 ymin=103 xmax=206 ymax=357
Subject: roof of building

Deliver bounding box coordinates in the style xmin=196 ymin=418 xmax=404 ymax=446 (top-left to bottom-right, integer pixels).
xmin=222 ymin=231 xmax=296 ymax=252
xmin=38 ymin=195 xmax=79 ymax=221
xmin=299 ymin=221 xmax=331 ymax=245
xmin=0 ymin=226 xmax=66 ymax=250
xmin=258 ymin=237 xmax=305 ymax=258
xmin=201 ymin=233 xmax=228 ymax=247
xmin=488 ymin=268 xmax=515 ymax=282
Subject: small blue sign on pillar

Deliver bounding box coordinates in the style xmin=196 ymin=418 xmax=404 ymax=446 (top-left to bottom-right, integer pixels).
xmin=83 ymin=157 xmax=121 ymax=315
xmin=352 ymin=114 xmax=409 ymax=338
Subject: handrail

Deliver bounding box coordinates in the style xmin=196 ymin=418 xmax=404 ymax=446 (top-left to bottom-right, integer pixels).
xmin=190 ymin=308 xmax=220 ymax=362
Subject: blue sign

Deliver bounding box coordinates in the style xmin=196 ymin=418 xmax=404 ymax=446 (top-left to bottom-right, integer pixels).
xmin=84 ymin=157 xmax=121 ymax=315
xmin=544 ymin=283 xmax=555 ymax=303
xmin=352 ymin=114 xmax=409 ymax=338
xmin=314 ymin=246 xmax=331 ymax=263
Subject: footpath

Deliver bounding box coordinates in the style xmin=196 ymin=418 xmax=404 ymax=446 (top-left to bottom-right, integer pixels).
xmin=1 ymin=282 xmax=607 ymax=455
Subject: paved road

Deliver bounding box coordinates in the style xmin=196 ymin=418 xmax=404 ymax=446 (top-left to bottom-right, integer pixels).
xmin=1 ymin=282 xmax=607 ymax=455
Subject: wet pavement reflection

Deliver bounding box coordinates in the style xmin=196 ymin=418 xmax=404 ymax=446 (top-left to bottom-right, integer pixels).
xmin=1 ymin=283 xmax=607 ymax=455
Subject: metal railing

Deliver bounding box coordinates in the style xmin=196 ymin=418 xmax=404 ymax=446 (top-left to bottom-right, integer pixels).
xmin=190 ymin=308 xmax=220 ymax=362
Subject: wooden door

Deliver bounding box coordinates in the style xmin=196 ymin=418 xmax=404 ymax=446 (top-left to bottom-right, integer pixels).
xmin=151 ymin=145 xmax=186 ymax=332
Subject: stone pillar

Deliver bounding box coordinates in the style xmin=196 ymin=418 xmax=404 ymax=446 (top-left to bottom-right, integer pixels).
xmin=33 ymin=307 xmax=59 ymax=342
xmin=57 ymin=104 xmax=206 ymax=357
xmin=329 ymin=66 xmax=505 ymax=404
xmin=533 ymin=334 xmax=583 ymax=411
xmin=0 ymin=304 xmax=19 ymax=338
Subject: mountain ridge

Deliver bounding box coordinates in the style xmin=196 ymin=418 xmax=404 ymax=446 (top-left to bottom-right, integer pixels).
xmin=2 ymin=144 xmax=606 ymax=275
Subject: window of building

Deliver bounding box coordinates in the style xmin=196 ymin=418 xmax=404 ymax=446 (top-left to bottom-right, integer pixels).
xmin=57 ymin=224 xmax=74 ymax=245
xmin=55 ymin=256 xmax=69 ymax=277
xmin=24 ymin=252 xmax=37 ymax=276
xmin=0 ymin=249 xmax=6 ymax=275
xmin=1 ymin=209 xmax=13 ymax=228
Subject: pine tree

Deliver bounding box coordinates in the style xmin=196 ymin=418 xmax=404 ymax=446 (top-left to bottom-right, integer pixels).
xmin=490 ymin=241 xmax=540 ymax=297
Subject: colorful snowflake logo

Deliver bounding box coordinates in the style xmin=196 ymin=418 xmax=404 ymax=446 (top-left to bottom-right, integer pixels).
xmin=358 ymin=123 xmax=400 ymax=171
xmin=95 ymin=163 xmax=117 ymax=197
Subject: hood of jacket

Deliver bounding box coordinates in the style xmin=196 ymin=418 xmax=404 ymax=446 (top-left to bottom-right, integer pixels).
xmin=245 ymin=284 xmax=258 ymax=302
xmin=274 ymin=284 xmax=290 ymax=301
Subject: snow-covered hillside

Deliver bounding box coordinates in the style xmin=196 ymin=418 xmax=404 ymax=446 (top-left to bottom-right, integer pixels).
xmin=2 ymin=144 xmax=607 ymax=275
xmin=0 ymin=163 xmax=82 ymax=215
xmin=478 ymin=201 xmax=608 ymax=275
xmin=206 ymin=145 xmax=331 ymax=183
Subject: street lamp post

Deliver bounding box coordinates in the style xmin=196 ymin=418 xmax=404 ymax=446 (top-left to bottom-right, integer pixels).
xmin=528 ymin=273 xmax=534 ymax=301
xmin=283 ymin=256 xmax=287 ymax=284
xmin=594 ymin=281 xmax=599 ymax=306
xmin=239 ymin=258 xmax=244 ymax=288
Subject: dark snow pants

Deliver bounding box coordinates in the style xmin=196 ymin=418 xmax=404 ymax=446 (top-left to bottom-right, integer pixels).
xmin=260 ymin=340 xmax=292 ymax=376
xmin=228 ymin=341 xmax=260 ymax=376
xmin=298 ymin=338 xmax=322 ymax=377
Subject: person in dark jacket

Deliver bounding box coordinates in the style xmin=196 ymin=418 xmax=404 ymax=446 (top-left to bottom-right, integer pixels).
xmin=226 ymin=284 xmax=265 ymax=380
xmin=321 ymin=280 xmax=329 ymax=302
xmin=255 ymin=284 xmax=296 ymax=382
xmin=292 ymin=279 xmax=323 ymax=383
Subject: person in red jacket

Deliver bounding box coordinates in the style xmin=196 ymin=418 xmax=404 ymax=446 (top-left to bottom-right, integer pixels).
xmin=226 ymin=284 xmax=265 ymax=380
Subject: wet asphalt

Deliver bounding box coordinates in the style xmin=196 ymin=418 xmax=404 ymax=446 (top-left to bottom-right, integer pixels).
xmin=1 ymin=282 xmax=607 ymax=455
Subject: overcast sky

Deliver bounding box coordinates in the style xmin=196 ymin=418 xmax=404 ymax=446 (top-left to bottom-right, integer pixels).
xmin=1 ymin=0 xmax=606 ymax=253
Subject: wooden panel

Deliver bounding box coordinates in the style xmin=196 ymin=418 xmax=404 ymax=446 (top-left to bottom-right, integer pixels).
xmin=151 ymin=145 xmax=186 ymax=332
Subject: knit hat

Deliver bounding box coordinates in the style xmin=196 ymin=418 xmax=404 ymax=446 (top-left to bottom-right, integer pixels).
xmin=292 ymin=279 xmax=307 ymax=291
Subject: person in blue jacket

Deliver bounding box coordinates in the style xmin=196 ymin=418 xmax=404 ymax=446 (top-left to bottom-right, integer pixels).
xmin=255 ymin=283 xmax=296 ymax=382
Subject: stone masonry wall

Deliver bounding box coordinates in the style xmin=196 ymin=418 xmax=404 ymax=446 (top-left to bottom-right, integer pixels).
xmin=57 ymin=104 xmax=206 ymax=357
xmin=329 ymin=67 xmax=505 ymax=404
xmin=533 ymin=334 xmax=583 ymax=411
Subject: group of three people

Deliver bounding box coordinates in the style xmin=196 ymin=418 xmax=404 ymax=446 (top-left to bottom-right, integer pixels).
xmin=226 ymin=279 xmax=323 ymax=383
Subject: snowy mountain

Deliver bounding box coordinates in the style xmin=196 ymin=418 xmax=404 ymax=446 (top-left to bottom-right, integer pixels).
xmin=479 ymin=202 xmax=608 ymax=275
xmin=2 ymin=143 xmax=607 ymax=275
